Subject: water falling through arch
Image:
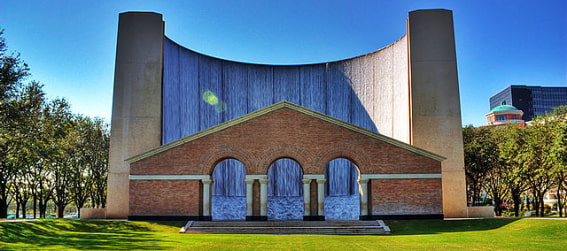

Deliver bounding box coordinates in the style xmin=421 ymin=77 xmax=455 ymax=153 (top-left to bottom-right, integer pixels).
xmin=211 ymin=158 xmax=246 ymax=220
xmin=324 ymin=158 xmax=361 ymax=219
xmin=267 ymin=158 xmax=304 ymax=220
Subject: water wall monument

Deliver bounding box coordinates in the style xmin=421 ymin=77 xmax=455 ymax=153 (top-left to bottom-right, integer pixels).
xmin=104 ymin=9 xmax=468 ymax=220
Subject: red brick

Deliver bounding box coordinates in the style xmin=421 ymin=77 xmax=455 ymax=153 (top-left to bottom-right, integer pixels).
xmin=129 ymin=108 xmax=443 ymax=216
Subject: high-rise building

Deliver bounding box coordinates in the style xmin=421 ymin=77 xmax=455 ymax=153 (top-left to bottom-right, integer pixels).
xmin=490 ymin=85 xmax=567 ymax=121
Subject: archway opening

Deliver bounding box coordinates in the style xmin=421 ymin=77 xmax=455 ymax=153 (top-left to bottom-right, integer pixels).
xmin=324 ymin=158 xmax=360 ymax=219
xmin=212 ymin=158 xmax=246 ymax=220
xmin=267 ymin=158 xmax=304 ymax=220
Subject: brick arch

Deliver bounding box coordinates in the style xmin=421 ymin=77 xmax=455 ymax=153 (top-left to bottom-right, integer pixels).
xmin=256 ymin=144 xmax=313 ymax=175
xmin=211 ymin=157 xmax=247 ymax=174
xmin=265 ymin=157 xmax=305 ymax=178
xmin=324 ymin=157 xmax=361 ymax=176
xmin=313 ymin=147 xmax=373 ymax=174
xmin=198 ymin=145 xmax=256 ymax=175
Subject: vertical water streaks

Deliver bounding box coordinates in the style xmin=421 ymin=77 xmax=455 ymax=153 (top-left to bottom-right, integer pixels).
xmin=348 ymin=56 xmax=377 ymax=131
xmin=267 ymin=158 xmax=303 ymax=220
xmin=273 ymin=66 xmax=300 ymax=104
xmin=178 ymin=46 xmax=201 ymax=138
xmin=161 ymin=37 xmax=408 ymax=220
xmin=222 ymin=62 xmax=248 ymax=122
xmin=326 ymin=62 xmax=352 ymax=123
xmin=268 ymin=158 xmax=303 ymax=196
xmin=198 ymin=56 xmax=223 ymax=130
xmin=247 ymin=65 xmax=273 ymax=113
xmin=391 ymin=35 xmax=410 ymax=142
xmin=162 ymin=38 xmax=180 ymax=143
xmin=212 ymin=159 xmax=246 ymax=220
xmin=162 ymin=37 xmax=384 ymax=144
xmin=300 ymin=64 xmax=326 ymax=113
xmin=325 ymin=158 xmax=361 ymax=219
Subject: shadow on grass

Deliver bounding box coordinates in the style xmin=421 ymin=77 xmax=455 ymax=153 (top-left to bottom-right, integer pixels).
xmin=0 ymin=220 xmax=179 ymax=250
xmin=145 ymin=221 xmax=186 ymax=228
xmin=385 ymin=218 xmax=520 ymax=235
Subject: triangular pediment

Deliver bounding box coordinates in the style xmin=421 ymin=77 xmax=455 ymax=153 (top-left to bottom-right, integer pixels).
xmin=127 ymin=101 xmax=445 ymax=163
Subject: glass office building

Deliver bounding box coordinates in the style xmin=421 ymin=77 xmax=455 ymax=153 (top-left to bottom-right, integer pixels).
xmin=490 ymin=85 xmax=567 ymax=121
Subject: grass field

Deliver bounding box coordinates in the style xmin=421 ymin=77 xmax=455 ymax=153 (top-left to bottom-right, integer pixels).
xmin=1 ymin=218 xmax=566 ymax=250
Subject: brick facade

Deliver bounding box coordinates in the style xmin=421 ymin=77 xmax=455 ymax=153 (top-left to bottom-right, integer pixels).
xmin=129 ymin=180 xmax=200 ymax=216
xmin=371 ymin=179 xmax=443 ymax=215
xmin=129 ymin=106 xmax=443 ymax=219
xmin=131 ymin=108 xmax=440 ymax=175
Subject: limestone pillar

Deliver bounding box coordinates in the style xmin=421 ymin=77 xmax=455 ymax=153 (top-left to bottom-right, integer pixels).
xmin=259 ymin=178 xmax=268 ymax=217
xmin=408 ymin=9 xmax=467 ymax=217
xmin=202 ymin=179 xmax=212 ymax=217
xmin=302 ymin=178 xmax=311 ymax=217
xmin=106 ymin=12 xmax=164 ymax=219
xmin=245 ymin=179 xmax=254 ymax=217
xmin=360 ymin=179 xmax=369 ymax=216
xmin=316 ymin=179 xmax=326 ymax=216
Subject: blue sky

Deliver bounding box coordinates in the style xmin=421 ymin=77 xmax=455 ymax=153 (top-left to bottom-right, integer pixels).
xmin=0 ymin=0 xmax=565 ymax=126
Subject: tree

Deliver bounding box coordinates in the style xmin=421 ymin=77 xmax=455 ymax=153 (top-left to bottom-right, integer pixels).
xmin=520 ymin=118 xmax=554 ymax=217
xmin=495 ymin=125 xmax=528 ymax=217
xmin=0 ymin=29 xmax=30 ymax=218
xmin=463 ymin=126 xmax=493 ymax=205
xmin=83 ymin=117 xmax=109 ymax=209
xmin=0 ymin=30 xmax=110 ymax=219
xmin=547 ymin=106 xmax=567 ymax=217
xmin=463 ymin=125 xmax=516 ymax=216
xmin=43 ymin=98 xmax=74 ymax=218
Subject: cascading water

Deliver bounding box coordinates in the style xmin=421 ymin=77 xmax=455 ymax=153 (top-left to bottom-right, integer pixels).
xmin=210 ymin=158 xmax=359 ymax=221
xmin=212 ymin=159 xmax=246 ymax=220
xmin=161 ymin=37 xmax=380 ymax=145
xmin=267 ymin=158 xmax=303 ymax=220
xmin=325 ymin=158 xmax=360 ymax=219
xmin=162 ymin=37 xmax=376 ymax=221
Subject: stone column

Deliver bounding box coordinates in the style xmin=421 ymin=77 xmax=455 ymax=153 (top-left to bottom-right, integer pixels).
xmin=106 ymin=12 xmax=164 ymax=219
xmin=302 ymin=178 xmax=311 ymax=217
xmin=316 ymin=179 xmax=326 ymax=216
xmin=245 ymin=179 xmax=254 ymax=217
xmin=202 ymin=179 xmax=212 ymax=217
xmin=259 ymin=178 xmax=268 ymax=217
xmin=408 ymin=9 xmax=467 ymax=217
xmin=359 ymin=179 xmax=369 ymax=216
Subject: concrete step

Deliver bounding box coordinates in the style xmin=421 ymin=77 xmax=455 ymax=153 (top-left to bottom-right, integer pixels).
xmin=180 ymin=220 xmax=390 ymax=235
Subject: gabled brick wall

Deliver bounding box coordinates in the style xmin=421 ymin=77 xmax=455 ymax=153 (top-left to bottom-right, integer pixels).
xmin=129 ymin=107 xmax=443 ymax=217
xmin=130 ymin=108 xmax=441 ymax=175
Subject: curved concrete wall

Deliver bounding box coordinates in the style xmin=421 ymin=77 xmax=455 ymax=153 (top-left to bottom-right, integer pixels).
xmin=162 ymin=36 xmax=409 ymax=144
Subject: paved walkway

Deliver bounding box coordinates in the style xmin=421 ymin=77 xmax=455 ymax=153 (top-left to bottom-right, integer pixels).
xmin=0 ymin=219 xmax=47 ymax=223
xmin=523 ymin=217 xmax=567 ymax=220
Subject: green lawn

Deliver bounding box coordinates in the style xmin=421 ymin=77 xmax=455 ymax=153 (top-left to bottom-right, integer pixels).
xmin=0 ymin=218 xmax=565 ymax=250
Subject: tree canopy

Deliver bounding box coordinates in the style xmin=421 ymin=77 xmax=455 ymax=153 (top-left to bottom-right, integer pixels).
xmin=0 ymin=29 xmax=109 ymax=218
xmin=464 ymin=106 xmax=567 ymax=217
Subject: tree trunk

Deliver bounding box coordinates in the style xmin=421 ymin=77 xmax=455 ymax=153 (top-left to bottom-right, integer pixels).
xmin=76 ymin=200 xmax=85 ymax=218
xmin=532 ymin=192 xmax=540 ymax=216
xmin=539 ymin=198 xmax=545 ymax=217
xmin=15 ymin=203 xmax=19 ymax=218
xmin=56 ymin=203 xmax=65 ymax=218
xmin=471 ymin=181 xmax=479 ymax=206
xmin=39 ymin=197 xmax=47 ymax=218
xmin=0 ymin=198 xmax=7 ymax=218
xmin=512 ymin=193 xmax=521 ymax=217
xmin=557 ymin=188 xmax=563 ymax=217
xmin=493 ymin=198 xmax=503 ymax=216
xmin=20 ymin=200 xmax=27 ymax=219
xmin=33 ymin=195 xmax=37 ymax=219
xmin=526 ymin=196 xmax=531 ymax=211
